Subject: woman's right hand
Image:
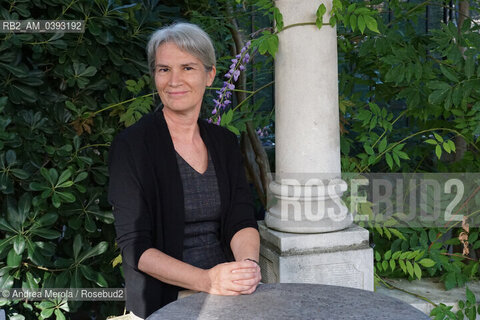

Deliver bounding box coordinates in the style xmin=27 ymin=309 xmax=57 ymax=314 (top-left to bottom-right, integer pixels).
xmin=206 ymin=261 xmax=259 ymax=295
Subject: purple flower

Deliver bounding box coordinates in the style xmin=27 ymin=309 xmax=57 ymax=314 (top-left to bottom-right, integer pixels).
xmin=233 ymin=70 xmax=240 ymax=82
xmin=209 ymin=40 xmax=253 ymax=125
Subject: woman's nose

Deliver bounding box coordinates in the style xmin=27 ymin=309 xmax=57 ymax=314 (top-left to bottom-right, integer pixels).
xmin=168 ymin=69 xmax=182 ymax=86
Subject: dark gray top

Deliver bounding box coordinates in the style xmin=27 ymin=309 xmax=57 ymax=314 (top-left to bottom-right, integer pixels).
xmin=147 ymin=283 xmax=431 ymax=320
xmin=176 ymin=150 xmax=227 ymax=270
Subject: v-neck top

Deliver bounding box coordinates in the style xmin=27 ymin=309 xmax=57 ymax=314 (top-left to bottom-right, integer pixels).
xmin=175 ymin=150 xmax=227 ymax=269
xmin=108 ymin=109 xmax=258 ymax=318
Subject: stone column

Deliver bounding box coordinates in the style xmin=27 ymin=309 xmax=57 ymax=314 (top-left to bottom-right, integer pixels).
xmin=260 ymin=0 xmax=373 ymax=291
xmin=265 ymin=0 xmax=352 ymax=232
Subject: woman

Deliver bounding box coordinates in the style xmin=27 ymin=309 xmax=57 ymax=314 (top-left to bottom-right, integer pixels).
xmin=108 ymin=22 xmax=261 ymax=319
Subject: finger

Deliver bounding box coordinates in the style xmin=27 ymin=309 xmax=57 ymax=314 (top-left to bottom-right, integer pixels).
xmin=230 ymin=272 xmax=258 ymax=282
xmin=229 ymin=260 xmax=257 ymax=269
xmin=239 ymin=285 xmax=258 ymax=295
xmin=231 ymin=267 xmax=257 ymax=273
xmin=233 ymin=278 xmax=258 ymax=286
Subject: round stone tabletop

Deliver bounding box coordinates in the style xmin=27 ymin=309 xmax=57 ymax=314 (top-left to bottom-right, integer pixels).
xmin=147 ymin=283 xmax=430 ymax=320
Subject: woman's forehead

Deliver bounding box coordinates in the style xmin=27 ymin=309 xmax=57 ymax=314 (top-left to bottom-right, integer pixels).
xmin=155 ymin=42 xmax=198 ymax=62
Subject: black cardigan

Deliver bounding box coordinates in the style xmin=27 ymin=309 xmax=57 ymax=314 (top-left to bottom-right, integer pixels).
xmin=107 ymin=109 xmax=258 ymax=318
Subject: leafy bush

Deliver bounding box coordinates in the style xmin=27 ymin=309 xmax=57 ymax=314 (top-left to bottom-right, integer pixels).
xmin=0 ymin=0 xmax=182 ymax=318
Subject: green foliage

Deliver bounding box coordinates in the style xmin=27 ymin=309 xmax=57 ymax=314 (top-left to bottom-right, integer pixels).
xmin=0 ymin=0 xmax=180 ymax=318
xmin=430 ymin=287 xmax=480 ymax=320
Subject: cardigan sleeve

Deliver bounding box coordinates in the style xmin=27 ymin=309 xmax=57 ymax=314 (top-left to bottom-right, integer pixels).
xmin=223 ymin=131 xmax=259 ymax=248
xmin=108 ymin=135 xmax=154 ymax=270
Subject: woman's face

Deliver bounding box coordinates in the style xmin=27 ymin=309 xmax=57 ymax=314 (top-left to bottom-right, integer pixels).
xmin=154 ymin=42 xmax=216 ymax=114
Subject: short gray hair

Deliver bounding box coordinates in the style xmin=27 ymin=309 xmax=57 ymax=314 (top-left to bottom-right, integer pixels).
xmin=147 ymin=22 xmax=216 ymax=77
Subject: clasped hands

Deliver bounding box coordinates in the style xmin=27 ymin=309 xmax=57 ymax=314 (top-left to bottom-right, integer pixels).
xmin=206 ymin=259 xmax=261 ymax=295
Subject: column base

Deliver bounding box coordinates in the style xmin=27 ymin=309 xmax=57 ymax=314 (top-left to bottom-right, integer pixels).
xmin=258 ymin=221 xmax=374 ymax=291
xmin=265 ymin=210 xmax=353 ymax=233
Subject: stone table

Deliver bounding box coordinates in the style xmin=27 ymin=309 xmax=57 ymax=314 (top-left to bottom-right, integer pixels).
xmin=146 ymin=283 xmax=430 ymax=320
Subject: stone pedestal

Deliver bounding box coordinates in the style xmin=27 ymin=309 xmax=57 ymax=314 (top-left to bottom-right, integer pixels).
xmin=259 ymin=221 xmax=374 ymax=291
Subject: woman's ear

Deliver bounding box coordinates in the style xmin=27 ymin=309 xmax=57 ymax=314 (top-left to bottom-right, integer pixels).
xmin=206 ymin=66 xmax=216 ymax=86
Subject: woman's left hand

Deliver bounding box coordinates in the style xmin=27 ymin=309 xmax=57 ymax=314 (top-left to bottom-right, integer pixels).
xmin=232 ymin=259 xmax=261 ymax=294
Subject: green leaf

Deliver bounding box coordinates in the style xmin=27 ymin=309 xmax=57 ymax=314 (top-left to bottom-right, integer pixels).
xmin=384 ymin=250 xmax=392 ymax=260
xmin=382 ymin=260 xmax=388 ymax=271
xmin=11 ymin=169 xmax=29 ymax=179
xmin=55 ymin=271 xmax=69 ymax=288
xmin=364 ymin=144 xmax=374 ymax=155
xmin=378 ymin=138 xmax=387 ymax=153
xmin=349 ymin=14 xmax=357 ymax=32
xmin=73 ymin=234 xmax=82 ymax=260
xmin=392 ymin=251 xmax=402 ymax=260
xmin=452 ymin=85 xmax=462 ymax=107
xmin=396 ymin=151 xmax=410 ymax=160
xmin=444 ymin=272 xmax=457 ymax=290
xmin=333 ymin=0 xmax=342 ymax=10
xmin=428 ymin=89 xmax=450 ymax=105
xmin=465 ymin=55 xmax=474 ymax=79
xmin=316 ymin=4 xmax=327 ymax=29
xmin=56 ymin=169 xmax=72 ymax=186
xmin=425 ymin=139 xmax=437 ymax=145
xmin=364 ymin=15 xmax=379 ymax=33
xmin=427 ymin=81 xmax=450 ymax=90
xmin=33 ymin=213 xmax=58 ymax=228
xmin=5 ymin=150 xmax=16 ymax=165
xmin=7 ymin=248 xmax=21 ymax=267
xmin=80 ymin=265 xmax=108 ymax=287
xmin=440 ymin=64 xmax=459 ymax=83
xmin=273 ymin=7 xmax=284 ymax=31
xmin=54 ymin=309 xmax=66 ymax=320
xmin=443 ymin=141 xmax=451 ymax=153
xmin=435 ymin=145 xmax=442 ymax=159
xmin=357 ymin=15 xmax=366 ymax=34
xmin=78 ymin=241 xmax=108 ymax=263
xmin=399 ymin=259 xmax=407 ymax=273
xmin=57 ymin=181 xmax=74 ymax=188
xmin=267 ymin=34 xmax=279 ymax=58
xmin=85 ymin=214 xmax=96 ymax=233
xmin=406 ymin=260 xmax=414 ymax=277
xmin=389 ymin=259 xmax=395 ymax=271
xmin=385 ymin=152 xmax=393 ymax=169
xmin=41 ymin=308 xmax=54 ymax=318
xmin=71 ymin=268 xmax=82 ymax=288
xmin=74 ymin=172 xmax=88 ymax=183
xmin=13 ymin=236 xmax=25 ymax=255
xmin=56 ymin=191 xmax=76 ymax=203
xmin=375 ymin=251 xmax=381 ymax=261
xmin=466 ymin=286 xmax=476 ymax=305
xmin=448 ymin=140 xmax=456 ymax=152
xmin=0 ymin=217 xmax=16 ymax=233
xmin=30 ymin=228 xmax=61 ymax=239
xmin=418 ymin=258 xmax=435 ymax=268
xmin=433 ymin=132 xmax=444 ymax=143
xmin=413 ymin=262 xmax=422 ymax=279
